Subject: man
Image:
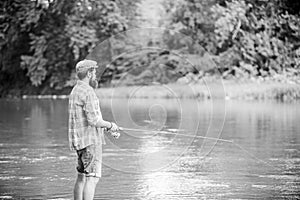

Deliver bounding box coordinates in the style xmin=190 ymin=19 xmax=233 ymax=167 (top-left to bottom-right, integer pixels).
xmin=68 ymin=59 xmax=120 ymax=200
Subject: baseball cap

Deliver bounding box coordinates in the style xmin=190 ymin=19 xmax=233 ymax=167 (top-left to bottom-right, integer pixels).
xmin=75 ymin=59 xmax=98 ymax=72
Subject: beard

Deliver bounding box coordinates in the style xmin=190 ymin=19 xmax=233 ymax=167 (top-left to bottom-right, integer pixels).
xmin=89 ymin=78 xmax=98 ymax=89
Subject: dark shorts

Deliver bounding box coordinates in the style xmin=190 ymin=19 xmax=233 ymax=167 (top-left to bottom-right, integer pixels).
xmin=76 ymin=144 xmax=102 ymax=178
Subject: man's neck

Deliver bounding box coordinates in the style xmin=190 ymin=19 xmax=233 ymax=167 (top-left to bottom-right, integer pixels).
xmin=81 ymin=78 xmax=89 ymax=85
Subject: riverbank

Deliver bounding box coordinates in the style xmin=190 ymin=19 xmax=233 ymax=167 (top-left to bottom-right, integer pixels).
xmin=95 ymin=79 xmax=300 ymax=101
xmin=17 ymin=79 xmax=300 ymax=101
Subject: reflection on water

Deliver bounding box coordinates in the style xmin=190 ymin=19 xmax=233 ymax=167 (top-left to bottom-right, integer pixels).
xmin=0 ymin=99 xmax=299 ymax=199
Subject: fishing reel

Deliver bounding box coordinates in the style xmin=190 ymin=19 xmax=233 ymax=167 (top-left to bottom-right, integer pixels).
xmin=105 ymin=124 xmax=121 ymax=139
xmin=111 ymin=131 xmax=120 ymax=139
xmin=106 ymin=130 xmax=120 ymax=139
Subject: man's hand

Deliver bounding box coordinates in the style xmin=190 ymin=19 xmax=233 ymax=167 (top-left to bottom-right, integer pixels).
xmin=106 ymin=122 xmax=120 ymax=139
xmin=110 ymin=122 xmax=119 ymax=132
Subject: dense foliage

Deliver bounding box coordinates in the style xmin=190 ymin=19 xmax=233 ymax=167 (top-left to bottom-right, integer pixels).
xmin=0 ymin=0 xmax=299 ymax=97
xmin=0 ymin=0 xmax=127 ymax=96
xmin=167 ymin=0 xmax=300 ymax=81
xmin=102 ymin=0 xmax=300 ymax=86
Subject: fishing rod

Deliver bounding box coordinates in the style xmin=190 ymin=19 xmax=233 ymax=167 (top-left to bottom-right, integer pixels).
xmin=118 ymin=127 xmax=280 ymax=170
xmin=120 ymin=127 xmax=234 ymax=143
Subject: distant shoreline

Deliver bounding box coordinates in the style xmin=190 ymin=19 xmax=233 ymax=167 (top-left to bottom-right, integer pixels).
xmin=19 ymin=80 xmax=300 ymax=101
xmin=95 ymin=80 xmax=300 ymax=101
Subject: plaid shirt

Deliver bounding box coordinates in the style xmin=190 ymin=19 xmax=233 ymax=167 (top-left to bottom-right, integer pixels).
xmin=68 ymin=80 xmax=106 ymax=150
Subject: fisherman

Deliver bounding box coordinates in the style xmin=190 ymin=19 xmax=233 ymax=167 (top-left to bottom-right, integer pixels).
xmin=68 ymin=59 xmax=120 ymax=200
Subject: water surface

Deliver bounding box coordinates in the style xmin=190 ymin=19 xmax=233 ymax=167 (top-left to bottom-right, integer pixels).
xmin=0 ymin=99 xmax=299 ymax=199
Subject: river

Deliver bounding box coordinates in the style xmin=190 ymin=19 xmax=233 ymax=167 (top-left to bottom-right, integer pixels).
xmin=0 ymin=99 xmax=299 ymax=199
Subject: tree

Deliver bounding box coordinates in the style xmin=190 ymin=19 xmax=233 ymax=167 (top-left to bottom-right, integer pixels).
xmin=211 ymin=0 xmax=300 ymax=77
xmin=0 ymin=0 xmax=127 ymax=96
xmin=164 ymin=0 xmax=300 ymax=79
xmin=164 ymin=0 xmax=220 ymax=54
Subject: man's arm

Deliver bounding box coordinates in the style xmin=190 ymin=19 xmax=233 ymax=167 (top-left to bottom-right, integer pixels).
xmin=84 ymin=91 xmax=118 ymax=131
xmin=95 ymin=114 xmax=112 ymax=129
xmin=95 ymin=110 xmax=119 ymax=131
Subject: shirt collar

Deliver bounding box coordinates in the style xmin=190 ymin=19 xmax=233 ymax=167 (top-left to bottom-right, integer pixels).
xmin=77 ymin=80 xmax=91 ymax=88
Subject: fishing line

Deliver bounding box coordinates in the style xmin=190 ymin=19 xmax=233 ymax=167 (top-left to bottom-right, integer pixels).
xmin=120 ymin=127 xmax=281 ymax=170
xmin=121 ymin=127 xmax=233 ymax=143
